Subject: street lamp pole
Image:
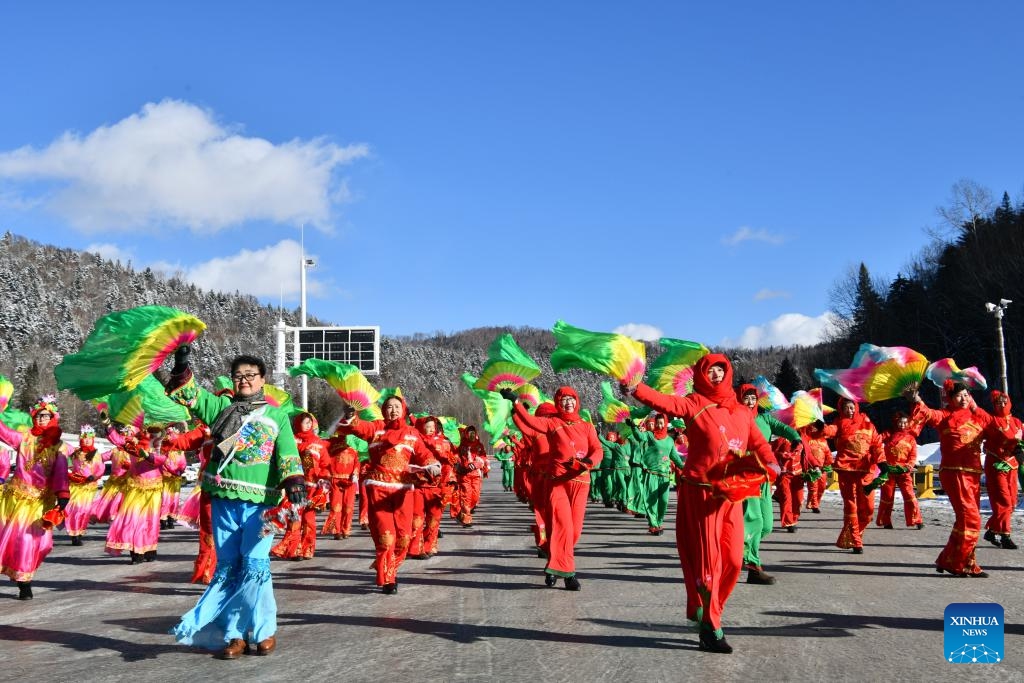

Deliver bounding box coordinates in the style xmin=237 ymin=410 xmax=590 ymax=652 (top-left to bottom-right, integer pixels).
xmin=985 ymin=299 xmax=1012 ymax=394
xmin=299 ymin=225 xmax=316 ymax=410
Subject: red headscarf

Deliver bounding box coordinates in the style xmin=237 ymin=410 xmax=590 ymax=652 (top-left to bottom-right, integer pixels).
xmin=291 ymin=412 xmax=319 ymax=436
xmin=991 ymin=390 xmax=1012 ymax=417
xmin=29 ymin=411 xmax=62 ymax=447
xmin=736 ymin=383 xmax=757 ymax=413
xmin=836 ymin=397 xmax=870 ymax=431
xmin=692 ymin=353 xmax=738 ymax=410
xmin=374 ymin=395 xmax=415 ymax=449
xmin=416 ymin=415 xmax=441 ymax=435
xmin=554 ymin=386 xmax=582 ymax=422
xmin=650 ymin=412 xmax=669 ymax=440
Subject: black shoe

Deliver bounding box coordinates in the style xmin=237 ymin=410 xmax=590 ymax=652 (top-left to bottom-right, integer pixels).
xmin=852 ymin=547 xmax=864 ymax=554
xmin=698 ymin=629 xmax=733 ymax=654
xmin=1001 ymin=536 xmax=1018 ymax=550
xmin=130 ymin=553 xmax=144 ymax=565
xmin=564 ymin=576 xmax=581 ymax=591
xmin=984 ymin=529 xmax=1000 ymax=547
xmin=17 ymin=582 xmax=32 ymax=600
xmin=746 ymin=568 xmax=776 ymax=585
xmin=969 ymin=571 xmax=990 ymax=578
xmin=915 ymin=523 xmax=925 ymax=530
xmin=144 ymin=550 xmax=156 ymax=562
xmin=883 ymin=524 xmax=894 ymax=529
xmin=382 ymin=583 xmax=398 ymax=594
xmin=438 ymin=530 xmax=444 ymax=538
xmin=786 ymin=526 xmax=797 ymax=533
xmin=71 ymin=536 xmax=83 ymax=546
xmin=811 ymin=508 xmax=821 ymax=514
xmin=544 ymin=573 xmax=557 ymax=587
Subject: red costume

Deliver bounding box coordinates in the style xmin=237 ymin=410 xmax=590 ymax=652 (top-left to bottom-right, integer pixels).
xmin=629 ymin=354 xmax=777 ymax=650
xmin=333 ymin=397 xmax=438 ymax=591
xmin=509 ymin=434 xmax=529 ymax=502
xmin=831 ymin=399 xmax=884 ymax=552
xmin=983 ymin=391 xmax=1021 ymax=545
xmin=511 ymin=403 xmax=560 ymax=557
xmin=772 ymin=438 xmax=804 ymax=530
xmin=455 ymin=428 xmax=489 ymax=527
xmin=163 ymin=425 xmax=213 ymax=582
xmin=800 ymin=423 xmax=833 ymax=513
xmin=875 ymin=413 xmax=924 ymax=529
xmin=912 ymin=387 xmax=1000 ymax=576
xmin=511 ymin=387 xmax=601 ymax=587
xmin=321 ymin=439 xmax=361 ymax=539
xmin=410 ymin=417 xmax=451 ymax=557
xmin=271 ymin=413 xmax=327 ymax=560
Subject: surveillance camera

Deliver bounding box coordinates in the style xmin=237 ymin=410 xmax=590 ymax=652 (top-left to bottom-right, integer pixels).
xmin=1000 ymin=298 xmax=1012 ymax=307
xmin=986 ymin=302 xmax=997 ymax=313
xmin=305 ymin=258 xmax=317 ymax=267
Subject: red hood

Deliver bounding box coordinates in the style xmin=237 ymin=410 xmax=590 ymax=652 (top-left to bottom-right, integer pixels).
xmin=693 ymin=354 xmax=738 ymax=410
xmin=554 ymin=386 xmax=582 ymax=422
xmin=991 ymin=390 xmax=1012 ymax=417
xmin=736 ymin=383 xmax=757 ymax=413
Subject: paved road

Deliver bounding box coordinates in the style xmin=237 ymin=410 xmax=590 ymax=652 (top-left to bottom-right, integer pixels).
xmin=2 ymin=478 xmax=1022 ymax=682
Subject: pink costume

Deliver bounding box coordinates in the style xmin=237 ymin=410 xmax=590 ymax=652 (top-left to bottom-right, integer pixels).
xmin=159 ymin=446 xmax=188 ymax=522
xmin=105 ymin=430 xmax=168 ymax=558
xmin=65 ymin=441 xmax=106 ymax=538
xmin=91 ymin=444 xmax=131 ymax=524
xmin=0 ymin=414 xmax=70 ymax=584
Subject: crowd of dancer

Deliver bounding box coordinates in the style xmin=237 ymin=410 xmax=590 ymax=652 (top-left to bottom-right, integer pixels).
xmin=1 ymin=347 xmax=1021 ymax=658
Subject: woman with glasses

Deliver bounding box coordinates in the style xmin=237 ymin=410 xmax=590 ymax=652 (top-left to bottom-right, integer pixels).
xmin=168 ymin=349 xmax=306 ymax=659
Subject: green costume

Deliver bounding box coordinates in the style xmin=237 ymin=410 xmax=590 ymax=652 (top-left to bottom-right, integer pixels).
xmin=629 ymin=425 xmax=684 ymax=530
xmin=623 ymin=430 xmax=647 ymax=516
xmin=743 ymin=412 xmax=800 ymax=569
xmin=494 ymin=449 xmax=515 ymax=490
xmin=169 ymin=376 xmax=303 ymax=505
xmin=598 ymin=434 xmax=631 ymax=508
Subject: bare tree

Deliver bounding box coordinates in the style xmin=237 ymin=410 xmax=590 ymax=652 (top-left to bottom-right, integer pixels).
xmin=933 ymin=178 xmax=994 ymax=243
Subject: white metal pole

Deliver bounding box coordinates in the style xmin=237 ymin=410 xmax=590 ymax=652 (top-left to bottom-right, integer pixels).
xmin=996 ymin=311 xmax=1008 ymax=394
xmin=274 ymin=320 xmax=287 ymax=383
xmin=299 ymin=225 xmax=309 ymax=409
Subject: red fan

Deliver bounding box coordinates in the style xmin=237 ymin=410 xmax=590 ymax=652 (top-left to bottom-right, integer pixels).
xmin=707 ymin=451 xmax=775 ymax=502
xmin=40 ymin=507 xmax=66 ymax=530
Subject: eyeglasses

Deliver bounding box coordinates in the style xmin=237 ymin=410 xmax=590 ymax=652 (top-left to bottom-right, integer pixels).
xmin=232 ymin=372 xmax=261 ymax=382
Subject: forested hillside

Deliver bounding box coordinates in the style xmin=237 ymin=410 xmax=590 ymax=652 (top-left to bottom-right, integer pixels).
xmin=0 ymin=232 xmax=827 ymax=430
xmin=3 ymin=182 xmax=1022 ymax=434
xmin=827 ymin=187 xmax=1024 ymax=400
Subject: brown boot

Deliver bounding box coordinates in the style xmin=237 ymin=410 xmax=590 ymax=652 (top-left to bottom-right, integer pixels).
xmin=746 ymin=567 xmax=776 ymax=585
xmin=256 ymin=635 xmax=277 ymax=656
xmin=218 ymin=639 xmax=249 ymax=659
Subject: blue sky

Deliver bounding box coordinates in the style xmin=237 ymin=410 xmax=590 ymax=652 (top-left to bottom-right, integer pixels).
xmin=1 ymin=2 xmax=1022 ymax=348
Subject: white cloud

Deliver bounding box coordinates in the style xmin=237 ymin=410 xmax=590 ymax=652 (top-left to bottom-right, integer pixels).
xmin=721 ymin=312 xmax=836 ymax=349
xmin=614 ymin=323 xmax=663 ymax=341
xmin=151 ymin=239 xmax=325 ymax=299
xmin=0 ymin=99 xmax=369 ymax=233
xmin=753 ymin=289 xmax=791 ymax=301
xmin=85 ymin=242 xmax=135 ymax=265
xmin=722 ymin=226 xmax=785 ymax=247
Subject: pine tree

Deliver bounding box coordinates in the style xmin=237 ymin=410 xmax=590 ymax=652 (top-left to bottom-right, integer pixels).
xmin=852 ymin=263 xmax=885 ymax=342
xmin=773 ymin=357 xmax=802 ymax=398
xmin=18 ymin=360 xmax=40 ymax=410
